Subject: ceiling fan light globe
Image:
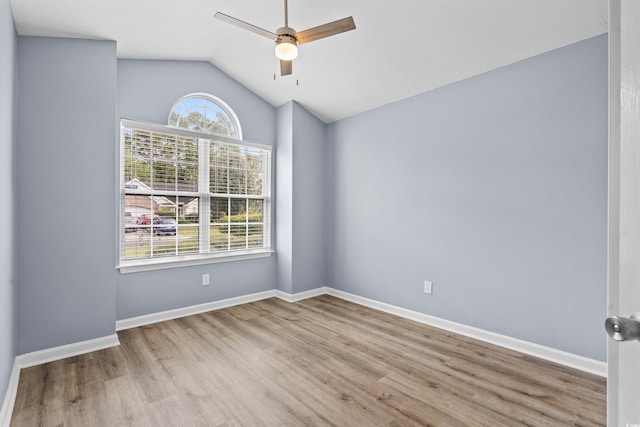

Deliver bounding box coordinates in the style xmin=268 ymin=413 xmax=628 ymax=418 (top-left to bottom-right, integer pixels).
xmin=275 ymin=40 xmax=298 ymax=60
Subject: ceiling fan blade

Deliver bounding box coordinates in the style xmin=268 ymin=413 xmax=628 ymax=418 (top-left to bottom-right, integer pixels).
xmin=280 ymin=60 xmax=293 ymax=76
xmin=295 ymin=16 xmax=356 ymax=45
xmin=214 ymin=12 xmax=277 ymax=40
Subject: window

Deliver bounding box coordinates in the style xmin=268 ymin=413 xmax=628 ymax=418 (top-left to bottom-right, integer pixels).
xmin=168 ymin=93 xmax=241 ymax=138
xmin=118 ymin=94 xmax=271 ymax=272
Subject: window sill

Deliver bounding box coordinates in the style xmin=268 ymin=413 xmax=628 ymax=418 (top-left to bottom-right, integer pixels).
xmin=117 ymin=249 xmax=274 ymax=274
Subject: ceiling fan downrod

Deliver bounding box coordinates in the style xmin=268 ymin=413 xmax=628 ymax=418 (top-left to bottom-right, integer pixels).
xmin=284 ymin=0 xmax=289 ymax=27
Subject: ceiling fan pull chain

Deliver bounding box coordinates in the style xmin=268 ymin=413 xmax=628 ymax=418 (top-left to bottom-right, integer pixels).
xmin=296 ymin=49 xmax=300 ymax=86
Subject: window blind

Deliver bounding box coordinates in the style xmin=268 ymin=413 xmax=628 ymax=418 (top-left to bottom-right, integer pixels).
xmin=119 ymin=119 xmax=271 ymax=267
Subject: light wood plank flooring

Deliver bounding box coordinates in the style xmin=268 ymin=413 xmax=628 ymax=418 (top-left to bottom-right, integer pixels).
xmin=11 ymin=295 xmax=606 ymax=426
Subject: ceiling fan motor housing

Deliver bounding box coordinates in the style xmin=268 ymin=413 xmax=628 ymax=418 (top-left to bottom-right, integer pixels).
xmin=276 ymin=27 xmax=297 ymax=42
xmin=275 ymin=26 xmax=298 ymax=60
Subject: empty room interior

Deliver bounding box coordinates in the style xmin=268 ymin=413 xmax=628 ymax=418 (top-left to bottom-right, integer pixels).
xmin=1 ymin=0 xmax=630 ymax=425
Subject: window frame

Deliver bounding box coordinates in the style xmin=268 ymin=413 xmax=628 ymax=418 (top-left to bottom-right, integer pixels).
xmin=117 ymin=118 xmax=272 ymax=273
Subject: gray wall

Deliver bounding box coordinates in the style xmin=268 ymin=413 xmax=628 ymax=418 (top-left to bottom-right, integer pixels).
xmin=326 ymin=34 xmax=608 ymax=361
xmin=0 ymin=0 xmax=17 ymax=405
xmin=16 ymin=37 xmax=118 ymax=354
xmin=276 ymin=102 xmax=294 ymax=293
xmin=291 ymin=103 xmax=326 ymax=293
xmin=275 ymin=101 xmax=326 ymax=294
xmin=116 ymin=60 xmax=277 ymax=320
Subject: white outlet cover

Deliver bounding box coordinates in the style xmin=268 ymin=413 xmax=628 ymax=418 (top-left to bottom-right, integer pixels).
xmin=202 ymin=274 xmax=210 ymax=286
xmin=424 ymin=281 xmax=433 ymax=295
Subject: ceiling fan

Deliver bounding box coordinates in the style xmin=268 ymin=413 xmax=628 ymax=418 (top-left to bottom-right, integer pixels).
xmin=214 ymin=0 xmax=356 ymax=77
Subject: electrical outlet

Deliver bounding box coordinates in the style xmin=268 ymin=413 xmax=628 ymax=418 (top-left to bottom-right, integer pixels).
xmin=424 ymin=280 xmax=433 ymax=295
xmin=202 ymin=274 xmax=210 ymax=286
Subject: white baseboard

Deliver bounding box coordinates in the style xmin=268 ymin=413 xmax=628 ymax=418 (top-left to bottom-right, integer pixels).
xmin=0 ymin=360 xmax=20 ymax=427
xmin=116 ymin=290 xmax=277 ymax=331
xmin=16 ymin=334 xmax=121 ymax=370
xmin=116 ymin=288 xmax=326 ymax=330
xmin=324 ymin=288 xmax=607 ymax=377
xmin=275 ymin=287 xmax=329 ymax=303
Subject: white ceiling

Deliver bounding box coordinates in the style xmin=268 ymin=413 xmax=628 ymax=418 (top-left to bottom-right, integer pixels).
xmin=10 ymin=0 xmax=608 ymax=123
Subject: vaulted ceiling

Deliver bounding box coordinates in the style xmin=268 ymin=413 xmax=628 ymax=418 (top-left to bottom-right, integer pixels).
xmin=10 ymin=0 xmax=608 ymax=123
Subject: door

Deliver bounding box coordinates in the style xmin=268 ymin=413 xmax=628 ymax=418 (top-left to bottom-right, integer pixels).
xmin=607 ymin=0 xmax=640 ymax=425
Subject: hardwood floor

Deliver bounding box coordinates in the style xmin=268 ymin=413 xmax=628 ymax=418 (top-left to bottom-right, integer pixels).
xmin=10 ymin=295 xmax=606 ymax=426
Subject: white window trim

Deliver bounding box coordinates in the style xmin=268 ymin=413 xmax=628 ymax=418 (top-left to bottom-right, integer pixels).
xmin=117 ymin=118 xmax=272 ymax=273
xmin=117 ymin=249 xmax=274 ymax=274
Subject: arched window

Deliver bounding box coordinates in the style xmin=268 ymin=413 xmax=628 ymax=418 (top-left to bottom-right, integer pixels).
xmin=168 ymin=93 xmax=242 ymax=139
xmin=119 ymin=93 xmax=271 ymax=272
